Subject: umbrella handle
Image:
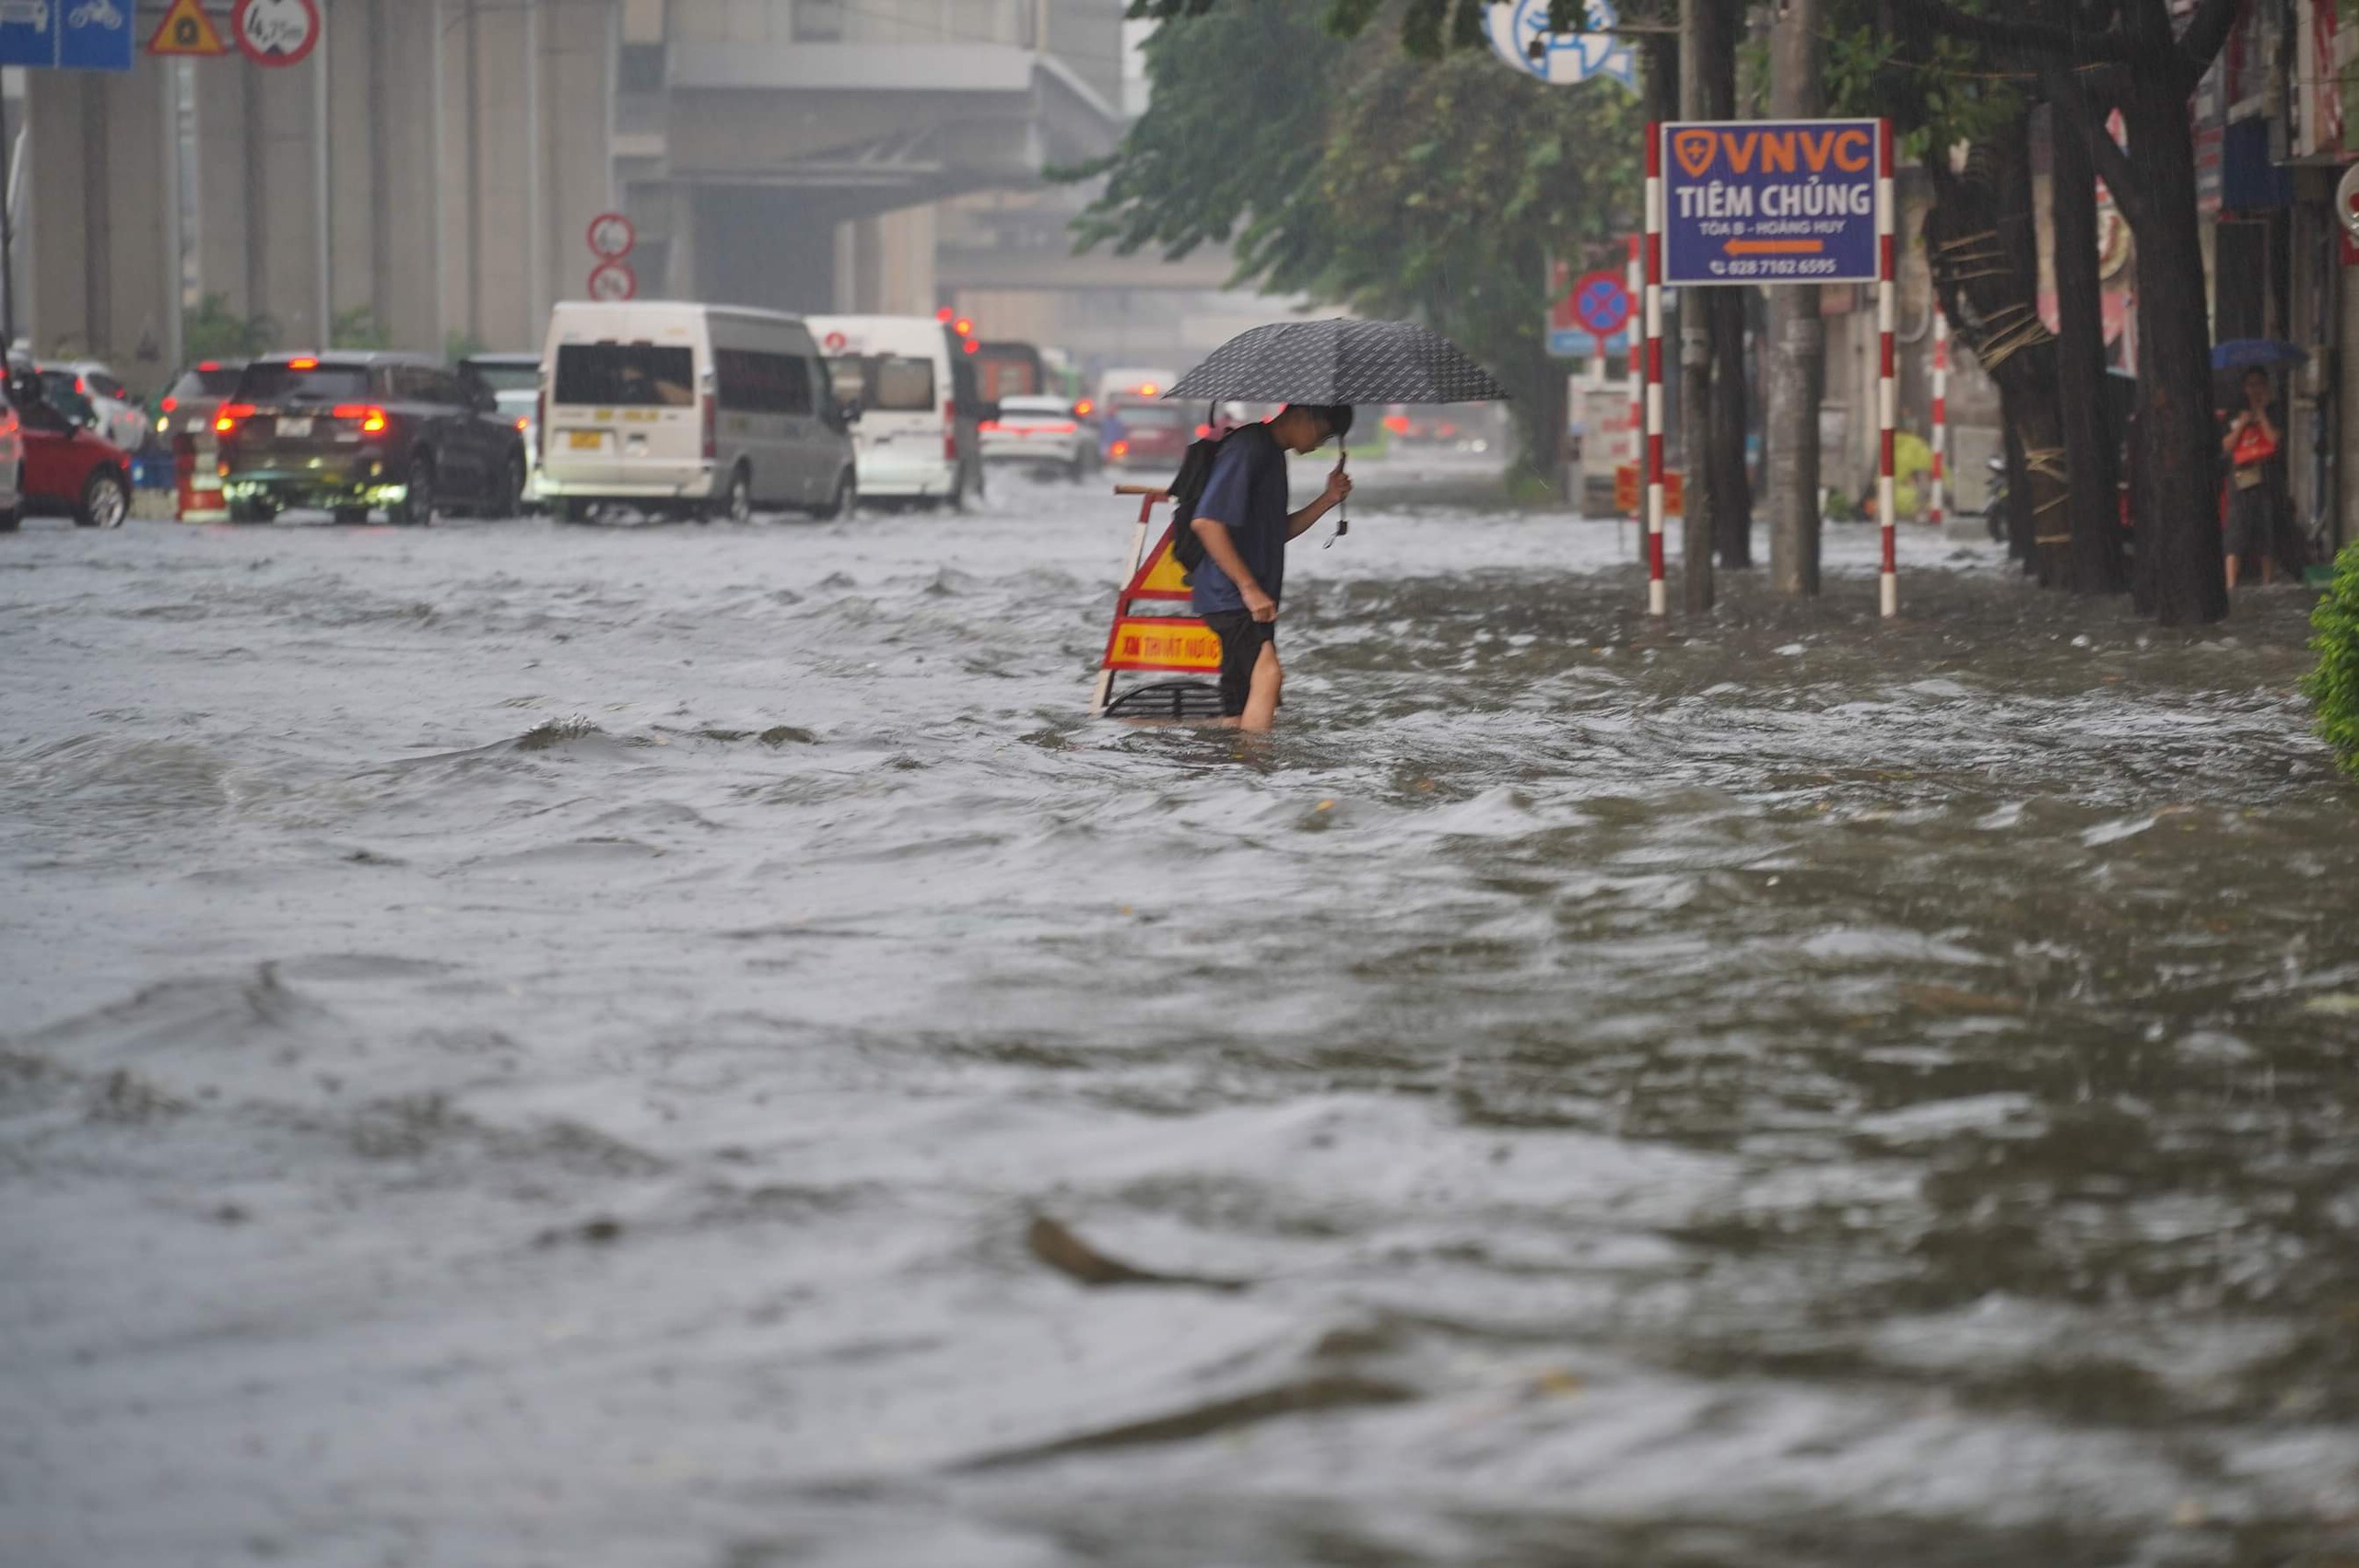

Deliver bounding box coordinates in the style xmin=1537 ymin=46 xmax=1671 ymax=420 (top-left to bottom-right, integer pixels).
xmin=1326 ymin=437 xmax=1348 ymax=547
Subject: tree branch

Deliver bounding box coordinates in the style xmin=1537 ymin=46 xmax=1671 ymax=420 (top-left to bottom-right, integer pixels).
xmin=2038 ymin=55 xmax=2155 ymax=235
xmin=1917 ymin=0 xmax=2130 ymax=63
xmin=2174 ymin=0 xmax=2245 ymax=84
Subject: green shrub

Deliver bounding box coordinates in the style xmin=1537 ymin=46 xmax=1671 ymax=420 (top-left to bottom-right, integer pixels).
xmin=2304 ymin=541 xmax=2359 ymax=781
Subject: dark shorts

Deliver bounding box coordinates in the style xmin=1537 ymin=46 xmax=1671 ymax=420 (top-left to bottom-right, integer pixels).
xmin=2224 ymin=472 xmax=2279 ymax=560
xmin=1202 ymin=609 xmax=1275 ymax=718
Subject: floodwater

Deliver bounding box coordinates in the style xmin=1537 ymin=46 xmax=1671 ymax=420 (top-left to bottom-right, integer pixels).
xmin=4 ymin=461 xmax=2356 ymax=1568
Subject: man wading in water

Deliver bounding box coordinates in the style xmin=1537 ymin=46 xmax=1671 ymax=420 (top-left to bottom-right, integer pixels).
xmin=1190 ymin=404 xmax=1354 ymax=731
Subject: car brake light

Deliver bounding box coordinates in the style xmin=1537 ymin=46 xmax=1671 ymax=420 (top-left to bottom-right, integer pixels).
xmin=288 ymin=357 xmax=318 ymax=370
xmin=980 ymin=420 xmax=1000 ymax=433
xmin=215 ymin=402 xmax=256 ymax=434
xmin=943 ymin=400 xmax=957 ymax=462
xmin=1046 ymin=421 xmax=1075 ymax=434
xmin=332 ymin=404 xmax=390 ymax=433
xmin=702 ymin=392 xmax=716 ymax=460
xmin=73 ymin=377 xmax=87 ymax=395
xmin=1195 ymin=423 xmax=1212 ymax=439
xmin=196 ymin=360 xmax=220 ymax=372
xmin=1073 ymin=399 xmax=1094 ymax=417
xmin=160 ymin=395 xmax=179 ymax=413
xmin=514 ymin=415 xmax=529 ymax=432
xmin=1110 ymin=439 xmax=1129 ymax=458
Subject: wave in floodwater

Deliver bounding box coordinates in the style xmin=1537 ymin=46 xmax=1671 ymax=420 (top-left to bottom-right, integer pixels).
xmin=2 ymin=473 xmax=2356 ymax=1568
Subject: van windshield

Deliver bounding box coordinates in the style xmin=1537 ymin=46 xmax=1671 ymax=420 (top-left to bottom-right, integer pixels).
xmin=552 ymin=344 xmax=696 ymax=407
xmin=828 ymin=355 xmax=935 ymax=414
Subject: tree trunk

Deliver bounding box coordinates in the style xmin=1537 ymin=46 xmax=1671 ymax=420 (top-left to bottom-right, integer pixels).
xmin=1702 ymin=0 xmax=1748 ymax=570
xmin=2003 ymin=413 xmax=2036 ymax=566
xmin=2118 ymin=75 xmax=2228 ymax=623
xmin=1676 ymin=0 xmax=1738 ymax=611
xmin=2048 ymin=104 xmax=2126 ymax=594
xmin=1990 ymin=113 xmax=2070 ymax=586
xmin=1925 ymin=116 xmax=2073 ymax=585
xmin=1710 ymin=288 xmax=1753 ymax=565
xmin=1766 ymin=0 xmax=1823 ymax=595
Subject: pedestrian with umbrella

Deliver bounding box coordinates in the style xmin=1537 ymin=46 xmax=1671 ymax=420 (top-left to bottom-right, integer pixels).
xmin=1164 ymin=319 xmax=1507 ymax=731
xmin=2213 ymin=340 xmax=2306 ymax=591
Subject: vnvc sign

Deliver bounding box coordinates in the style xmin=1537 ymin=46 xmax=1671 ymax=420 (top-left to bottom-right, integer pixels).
xmin=1658 ymin=119 xmax=1885 ymax=286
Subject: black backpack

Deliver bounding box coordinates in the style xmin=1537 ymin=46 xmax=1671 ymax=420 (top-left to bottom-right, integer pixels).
xmin=1167 ymin=422 xmax=1267 ymax=576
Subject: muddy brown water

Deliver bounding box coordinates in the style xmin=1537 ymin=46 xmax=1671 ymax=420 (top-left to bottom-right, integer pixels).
xmin=3 ymin=469 xmax=2355 ymax=1567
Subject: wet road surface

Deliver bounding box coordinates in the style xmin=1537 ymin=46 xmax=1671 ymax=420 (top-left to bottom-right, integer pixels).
xmin=5 ymin=466 xmax=2356 ymax=1567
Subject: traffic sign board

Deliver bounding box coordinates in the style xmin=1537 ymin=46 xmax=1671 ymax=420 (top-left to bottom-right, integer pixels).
xmin=586 ymin=212 xmax=636 ymax=261
xmin=234 ymin=0 xmax=319 ymax=66
xmin=149 ymin=0 xmax=229 ymax=55
xmin=1659 ymin=119 xmax=1884 ymax=286
xmin=587 ymin=261 xmax=637 ymax=302
xmin=1484 ymin=0 xmax=1633 ymax=89
xmin=1570 ymin=269 xmax=1630 ymax=335
xmin=0 ymin=0 xmax=136 ymax=72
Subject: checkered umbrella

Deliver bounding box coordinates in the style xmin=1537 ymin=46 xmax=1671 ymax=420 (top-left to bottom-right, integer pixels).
xmin=1165 ymin=318 xmax=1509 ymax=405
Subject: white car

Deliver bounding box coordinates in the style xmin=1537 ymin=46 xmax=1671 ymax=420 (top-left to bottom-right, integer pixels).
xmin=40 ymin=360 xmax=147 ymax=454
xmin=980 ymin=394 xmax=1096 ymax=479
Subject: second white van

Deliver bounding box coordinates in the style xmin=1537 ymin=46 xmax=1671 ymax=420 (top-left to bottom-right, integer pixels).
xmin=806 ymin=314 xmax=993 ymax=509
xmin=538 ymin=301 xmax=859 ymax=522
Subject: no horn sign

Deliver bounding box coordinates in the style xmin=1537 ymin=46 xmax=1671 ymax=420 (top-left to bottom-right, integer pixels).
xmin=1659 ymin=119 xmax=1884 ymax=286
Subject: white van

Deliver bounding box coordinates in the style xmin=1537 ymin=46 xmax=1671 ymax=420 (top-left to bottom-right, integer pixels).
xmin=538 ymin=301 xmax=859 ymax=522
xmin=805 ymin=314 xmax=992 ymax=509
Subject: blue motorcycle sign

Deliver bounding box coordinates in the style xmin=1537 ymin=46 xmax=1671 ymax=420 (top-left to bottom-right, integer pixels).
xmin=0 ymin=0 xmax=135 ymax=71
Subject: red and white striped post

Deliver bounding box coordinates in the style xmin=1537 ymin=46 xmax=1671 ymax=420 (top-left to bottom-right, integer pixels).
xmin=1625 ymin=232 xmax=1642 ymax=534
xmin=1643 ymin=124 xmax=1667 ymax=617
xmin=1928 ymin=310 xmax=1949 ymax=530
xmin=1876 ymin=118 xmax=1897 ymax=618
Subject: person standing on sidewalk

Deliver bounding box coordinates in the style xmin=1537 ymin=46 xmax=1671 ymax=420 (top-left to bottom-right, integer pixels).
xmin=2223 ymin=368 xmax=2286 ymax=591
xmin=1189 ymin=404 xmax=1355 ymax=731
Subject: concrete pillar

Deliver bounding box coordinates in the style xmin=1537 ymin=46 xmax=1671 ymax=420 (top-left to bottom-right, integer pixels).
xmin=322 ymin=0 xmax=440 ymax=351
xmin=874 ymin=203 xmax=934 ymax=316
xmin=23 ymin=54 xmax=179 ymax=391
xmin=543 ymin=0 xmax=618 ymax=312
xmin=186 ymin=44 xmax=330 ymax=356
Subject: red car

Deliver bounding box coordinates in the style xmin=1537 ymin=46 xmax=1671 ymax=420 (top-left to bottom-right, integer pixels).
xmin=1101 ymin=398 xmax=1197 ymax=471
xmin=0 ymin=374 xmax=131 ymax=530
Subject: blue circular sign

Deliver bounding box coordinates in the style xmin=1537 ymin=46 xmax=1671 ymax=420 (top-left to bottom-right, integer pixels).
xmin=1572 ymin=271 xmax=1631 ymax=336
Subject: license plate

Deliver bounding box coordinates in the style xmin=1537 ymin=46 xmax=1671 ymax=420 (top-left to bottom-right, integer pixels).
xmin=278 ymin=416 xmax=312 ymax=438
xmin=568 ymin=429 xmax=604 ymax=451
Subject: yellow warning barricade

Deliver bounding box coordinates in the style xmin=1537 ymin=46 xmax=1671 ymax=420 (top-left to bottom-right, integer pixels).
xmin=1092 ymin=486 xmax=1225 ymax=718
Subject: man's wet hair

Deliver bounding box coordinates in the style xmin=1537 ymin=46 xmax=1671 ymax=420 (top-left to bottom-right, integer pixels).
xmin=1297 ymin=404 xmax=1355 ymax=440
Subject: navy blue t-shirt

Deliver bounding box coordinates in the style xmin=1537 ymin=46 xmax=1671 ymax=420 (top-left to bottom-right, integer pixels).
xmin=1189 ymin=425 xmax=1289 ymax=616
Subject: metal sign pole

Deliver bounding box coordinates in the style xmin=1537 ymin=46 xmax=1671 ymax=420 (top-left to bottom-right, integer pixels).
xmin=1929 ymin=308 xmax=1948 ymax=531
xmin=1877 ymin=118 xmax=1897 ymax=617
xmin=1644 ymin=123 xmax=1666 ymax=617
xmin=1625 ymin=232 xmax=1641 ymax=553
xmin=0 ymin=86 xmax=14 ymax=357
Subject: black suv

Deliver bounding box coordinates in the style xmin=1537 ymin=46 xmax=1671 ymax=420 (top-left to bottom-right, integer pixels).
xmin=215 ymin=352 xmax=528 ymax=524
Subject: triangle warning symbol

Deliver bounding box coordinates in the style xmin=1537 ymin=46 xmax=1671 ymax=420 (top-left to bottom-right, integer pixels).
xmin=149 ymin=0 xmax=230 ymax=56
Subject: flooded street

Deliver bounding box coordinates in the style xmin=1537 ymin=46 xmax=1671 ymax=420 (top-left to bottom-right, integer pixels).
xmin=6 ymin=463 xmax=2357 ymax=1568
